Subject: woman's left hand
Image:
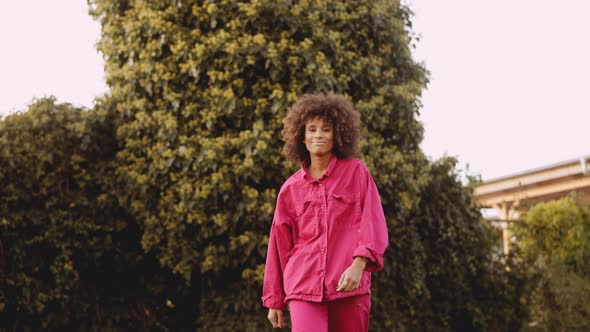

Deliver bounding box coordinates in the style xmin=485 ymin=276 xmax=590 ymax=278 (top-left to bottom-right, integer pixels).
xmin=336 ymin=257 xmax=367 ymax=292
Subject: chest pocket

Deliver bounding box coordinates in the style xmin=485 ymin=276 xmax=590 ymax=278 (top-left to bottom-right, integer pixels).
xmin=294 ymin=199 xmax=317 ymax=240
xmin=330 ymin=192 xmax=361 ymax=229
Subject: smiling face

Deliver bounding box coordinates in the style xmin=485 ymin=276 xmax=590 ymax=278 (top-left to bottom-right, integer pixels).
xmin=303 ymin=117 xmax=334 ymax=158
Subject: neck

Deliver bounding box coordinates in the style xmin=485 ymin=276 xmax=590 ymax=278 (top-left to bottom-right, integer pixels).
xmin=308 ymin=153 xmax=332 ymax=179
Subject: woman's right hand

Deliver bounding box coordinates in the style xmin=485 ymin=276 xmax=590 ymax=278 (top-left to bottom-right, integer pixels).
xmin=267 ymin=308 xmax=285 ymax=329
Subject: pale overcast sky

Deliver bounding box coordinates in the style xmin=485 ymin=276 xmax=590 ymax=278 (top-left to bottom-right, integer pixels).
xmin=409 ymin=0 xmax=590 ymax=180
xmin=0 ymin=2 xmax=107 ymax=114
xmin=1 ymin=1 xmax=588 ymax=181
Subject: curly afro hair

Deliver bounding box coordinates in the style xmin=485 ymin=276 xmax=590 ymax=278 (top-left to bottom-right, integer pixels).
xmin=282 ymin=93 xmax=361 ymax=164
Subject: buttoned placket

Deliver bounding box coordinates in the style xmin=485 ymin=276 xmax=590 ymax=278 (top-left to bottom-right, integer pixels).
xmin=316 ymin=180 xmax=328 ymax=298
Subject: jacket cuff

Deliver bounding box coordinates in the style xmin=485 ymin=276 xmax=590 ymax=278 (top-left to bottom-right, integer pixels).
xmin=261 ymin=294 xmax=287 ymax=310
xmin=353 ymin=246 xmax=384 ymax=272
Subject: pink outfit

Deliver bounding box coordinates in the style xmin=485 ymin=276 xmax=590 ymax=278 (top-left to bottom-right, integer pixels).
xmin=289 ymin=294 xmax=371 ymax=332
xmin=261 ymin=155 xmax=389 ymax=310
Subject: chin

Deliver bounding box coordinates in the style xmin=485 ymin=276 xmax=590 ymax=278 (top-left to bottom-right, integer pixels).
xmin=312 ymin=150 xmax=332 ymax=157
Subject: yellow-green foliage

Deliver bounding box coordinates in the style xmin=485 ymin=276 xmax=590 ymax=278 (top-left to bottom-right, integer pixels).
xmin=86 ymin=0 xmax=522 ymax=330
xmin=0 ymin=98 xmax=125 ymax=327
xmin=517 ymin=197 xmax=590 ymax=331
xmin=90 ymin=1 xmax=428 ymax=328
xmin=91 ymin=1 xmax=427 ymax=260
xmin=0 ymin=98 xmax=205 ymax=330
xmin=0 ymin=1 xmax=524 ymax=330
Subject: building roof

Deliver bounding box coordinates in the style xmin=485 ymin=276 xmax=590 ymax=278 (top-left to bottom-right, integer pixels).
xmin=474 ymin=155 xmax=590 ymax=208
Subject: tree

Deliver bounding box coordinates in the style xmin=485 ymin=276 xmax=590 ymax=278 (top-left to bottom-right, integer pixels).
xmin=0 ymin=0 xmax=523 ymax=330
xmin=87 ymin=0 xmax=525 ymax=330
xmin=89 ymin=0 xmax=430 ymax=329
xmin=0 ymin=98 xmax=202 ymax=330
xmin=516 ymin=197 xmax=590 ymax=332
xmin=0 ymin=98 xmax=130 ymax=328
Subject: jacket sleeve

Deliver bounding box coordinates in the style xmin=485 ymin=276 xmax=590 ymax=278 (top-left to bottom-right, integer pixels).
xmin=352 ymin=162 xmax=389 ymax=272
xmin=261 ymin=190 xmax=294 ymax=309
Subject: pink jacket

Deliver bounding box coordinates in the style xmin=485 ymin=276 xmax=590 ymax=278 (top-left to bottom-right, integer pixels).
xmin=262 ymin=156 xmax=389 ymax=309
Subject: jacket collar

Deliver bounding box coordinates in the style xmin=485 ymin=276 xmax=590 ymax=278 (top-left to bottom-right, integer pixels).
xmin=301 ymin=154 xmax=338 ymax=182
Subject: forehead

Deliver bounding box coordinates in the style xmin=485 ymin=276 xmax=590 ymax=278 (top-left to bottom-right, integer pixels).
xmin=305 ymin=117 xmax=333 ymax=127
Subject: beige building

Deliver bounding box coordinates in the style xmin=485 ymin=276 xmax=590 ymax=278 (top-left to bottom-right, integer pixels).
xmin=473 ymin=156 xmax=590 ymax=254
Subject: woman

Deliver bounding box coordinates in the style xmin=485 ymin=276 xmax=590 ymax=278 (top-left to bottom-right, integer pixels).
xmin=262 ymin=93 xmax=389 ymax=331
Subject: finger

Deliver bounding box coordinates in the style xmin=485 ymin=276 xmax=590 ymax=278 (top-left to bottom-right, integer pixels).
xmin=337 ymin=272 xmax=346 ymax=290
xmin=338 ymin=278 xmax=348 ymax=291
xmin=341 ymin=277 xmax=352 ymax=292
xmin=277 ymin=310 xmax=285 ymax=328
xmin=345 ymin=279 xmax=360 ymax=292
xmin=344 ymin=282 xmax=352 ymax=292
xmin=268 ymin=312 xmax=279 ymax=328
xmin=343 ymin=281 xmax=352 ymax=292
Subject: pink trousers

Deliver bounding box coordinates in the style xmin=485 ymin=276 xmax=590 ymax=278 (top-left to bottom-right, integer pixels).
xmin=288 ymin=295 xmax=371 ymax=332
